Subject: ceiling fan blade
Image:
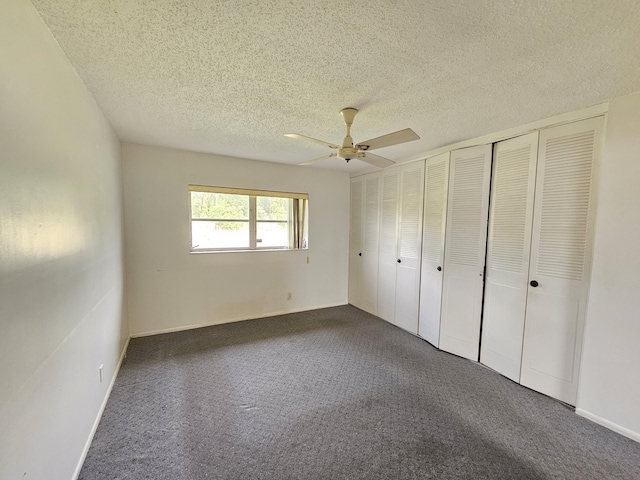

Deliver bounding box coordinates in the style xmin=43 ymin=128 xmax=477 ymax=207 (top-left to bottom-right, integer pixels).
xmin=356 ymin=128 xmax=420 ymax=151
xmin=298 ymin=153 xmax=336 ymax=166
xmin=358 ymin=152 xmax=395 ymax=168
xmin=285 ymin=133 xmax=339 ymax=150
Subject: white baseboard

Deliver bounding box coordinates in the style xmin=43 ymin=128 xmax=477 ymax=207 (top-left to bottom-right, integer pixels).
xmin=576 ymin=408 xmax=640 ymax=443
xmin=72 ymin=337 xmax=131 ymax=480
xmin=130 ymin=302 xmax=347 ymax=338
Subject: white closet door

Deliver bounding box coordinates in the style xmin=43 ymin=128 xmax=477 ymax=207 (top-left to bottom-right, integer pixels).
xmin=361 ymin=174 xmax=380 ymax=315
xmin=394 ymin=161 xmax=425 ymax=334
xmin=439 ymin=145 xmax=492 ymax=360
xmin=480 ymin=133 xmax=539 ymax=381
xmin=418 ymin=153 xmax=450 ymax=346
xmin=348 ymin=177 xmax=364 ymax=309
xmin=377 ymin=168 xmax=400 ymax=322
xmin=520 ymin=117 xmax=603 ymax=405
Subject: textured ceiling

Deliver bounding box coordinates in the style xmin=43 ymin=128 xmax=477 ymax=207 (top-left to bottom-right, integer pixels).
xmin=31 ymin=0 xmax=640 ymax=173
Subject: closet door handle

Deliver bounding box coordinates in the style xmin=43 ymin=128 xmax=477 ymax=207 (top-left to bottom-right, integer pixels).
xmin=358 ymin=253 xmax=362 ymax=256
xmin=397 ymin=259 xmax=401 ymax=263
xmin=437 ymin=266 xmax=442 ymax=271
xmin=530 ymin=280 xmax=539 ymax=288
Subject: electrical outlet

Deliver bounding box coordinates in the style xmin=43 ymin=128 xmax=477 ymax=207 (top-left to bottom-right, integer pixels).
xmin=99 ymin=364 xmax=104 ymax=383
xmin=287 ymin=292 xmax=292 ymax=300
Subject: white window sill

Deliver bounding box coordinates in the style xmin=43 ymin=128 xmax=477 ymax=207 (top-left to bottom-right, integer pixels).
xmin=189 ymin=247 xmax=308 ymax=254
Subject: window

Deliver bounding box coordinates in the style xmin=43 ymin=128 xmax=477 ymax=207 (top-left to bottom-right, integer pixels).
xmin=189 ymin=185 xmax=308 ymax=252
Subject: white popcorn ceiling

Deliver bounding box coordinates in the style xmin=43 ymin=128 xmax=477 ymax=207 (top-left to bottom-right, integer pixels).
xmin=31 ymin=0 xmax=640 ymax=173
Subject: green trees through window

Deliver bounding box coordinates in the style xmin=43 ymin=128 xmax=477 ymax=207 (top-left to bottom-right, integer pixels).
xmin=257 ymin=196 xmax=288 ymax=221
xmin=191 ymin=192 xmax=248 ymax=230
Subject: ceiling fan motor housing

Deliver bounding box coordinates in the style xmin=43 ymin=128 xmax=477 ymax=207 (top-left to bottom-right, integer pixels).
xmin=338 ymin=146 xmax=359 ymax=161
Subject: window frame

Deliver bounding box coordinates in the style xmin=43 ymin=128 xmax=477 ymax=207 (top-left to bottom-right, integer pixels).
xmin=188 ymin=185 xmax=308 ymax=253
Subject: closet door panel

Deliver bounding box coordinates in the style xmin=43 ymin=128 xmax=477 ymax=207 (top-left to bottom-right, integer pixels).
xmin=377 ymin=168 xmax=400 ymax=323
xmin=394 ymin=161 xmax=425 ymax=334
xmin=439 ymin=145 xmax=492 ymax=360
xmin=361 ymin=175 xmax=381 ymax=314
xmin=441 ymin=275 xmax=482 ymax=347
xmin=348 ymin=178 xmax=364 ymax=309
xmin=480 ymin=133 xmax=539 ymax=381
xmin=522 ymin=293 xmax=580 ymax=381
xmin=520 ymin=117 xmax=603 ymax=405
xmin=418 ymin=153 xmax=450 ymax=346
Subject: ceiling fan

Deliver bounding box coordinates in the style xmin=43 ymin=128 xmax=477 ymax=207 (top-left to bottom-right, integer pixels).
xmin=285 ymin=108 xmax=420 ymax=168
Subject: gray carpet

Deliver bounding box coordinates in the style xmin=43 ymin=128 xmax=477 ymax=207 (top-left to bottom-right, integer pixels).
xmin=80 ymin=305 xmax=640 ymax=479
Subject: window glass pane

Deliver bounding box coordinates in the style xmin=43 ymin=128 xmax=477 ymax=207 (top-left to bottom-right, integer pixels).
xmin=192 ymin=221 xmax=250 ymax=249
xmin=257 ymin=196 xmax=289 ymax=221
xmin=189 ymin=188 xmax=306 ymax=252
xmin=257 ymin=221 xmax=288 ymax=248
xmin=191 ymin=192 xmax=249 ymax=220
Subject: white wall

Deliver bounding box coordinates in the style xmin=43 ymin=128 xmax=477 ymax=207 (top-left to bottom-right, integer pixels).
xmin=122 ymin=143 xmax=349 ymax=335
xmin=577 ymin=91 xmax=640 ymax=441
xmin=0 ymin=1 xmax=128 ymax=479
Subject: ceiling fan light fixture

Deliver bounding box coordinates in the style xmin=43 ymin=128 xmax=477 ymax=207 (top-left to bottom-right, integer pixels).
xmin=337 ymin=146 xmax=359 ymax=161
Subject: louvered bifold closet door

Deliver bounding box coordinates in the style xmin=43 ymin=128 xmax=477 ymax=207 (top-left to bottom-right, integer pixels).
xmin=520 ymin=117 xmax=603 ymax=405
xmin=348 ymin=177 xmax=364 ymax=309
xmin=377 ymin=167 xmax=400 ymax=323
xmin=394 ymin=161 xmax=425 ymax=334
xmin=439 ymin=145 xmax=492 ymax=361
xmin=480 ymin=133 xmax=539 ymax=381
xmin=361 ymin=174 xmax=381 ymax=315
xmin=418 ymin=153 xmax=450 ymax=346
